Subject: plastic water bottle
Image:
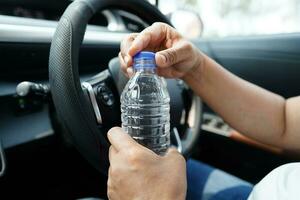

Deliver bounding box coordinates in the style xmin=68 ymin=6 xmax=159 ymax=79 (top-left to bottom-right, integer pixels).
xmin=121 ymin=51 xmax=170 ymax=155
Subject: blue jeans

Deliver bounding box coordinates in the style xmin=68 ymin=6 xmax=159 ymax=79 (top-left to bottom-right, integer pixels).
xmin=186 ymin=159 xmax=253 ymax=200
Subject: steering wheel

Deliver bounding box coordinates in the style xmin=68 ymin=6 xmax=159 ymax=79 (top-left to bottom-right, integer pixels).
xmin=49 ymin=0 xmax=202 ymax=173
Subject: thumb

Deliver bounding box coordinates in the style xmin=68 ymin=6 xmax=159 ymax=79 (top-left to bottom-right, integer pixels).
xmin=156 ymin=47 xmax=178 ymax=68
xmin=155 ymin=41 xmax=191 ymax=68
xmin=107 ymin=127 xmax=138 ymax=152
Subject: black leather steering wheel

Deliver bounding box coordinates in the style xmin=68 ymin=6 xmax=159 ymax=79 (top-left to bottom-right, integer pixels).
xmin=49 ymin=0 xmax=202 ymax=173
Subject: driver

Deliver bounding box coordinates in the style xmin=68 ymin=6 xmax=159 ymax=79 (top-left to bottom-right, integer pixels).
xmin=107 ymin=22 xmax=300 ymax=200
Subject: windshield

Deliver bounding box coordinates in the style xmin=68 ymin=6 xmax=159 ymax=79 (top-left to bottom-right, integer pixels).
xmin=158 ymin=0 xmax=300 ymax=38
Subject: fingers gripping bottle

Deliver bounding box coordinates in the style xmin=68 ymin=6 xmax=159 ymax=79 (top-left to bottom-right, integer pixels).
xmin=121 ymin=51 xmax=170 ymax=155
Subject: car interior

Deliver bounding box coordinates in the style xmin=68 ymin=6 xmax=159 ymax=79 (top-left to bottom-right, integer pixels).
xmin=0 ymin=0 xmax=299 ymax=199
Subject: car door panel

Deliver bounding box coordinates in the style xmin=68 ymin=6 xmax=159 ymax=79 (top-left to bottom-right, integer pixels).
xmin=195 ymin=34 xmax=300 ymax=98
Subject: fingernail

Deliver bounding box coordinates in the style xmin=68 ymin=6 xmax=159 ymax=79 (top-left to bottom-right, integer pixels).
xmin=157 ymin=53 xmax=166 ymax=64
xmin=124 ymin=56 xmax=130 ymax=64
xmin=127 ymin=67 xmax=134 ymax=77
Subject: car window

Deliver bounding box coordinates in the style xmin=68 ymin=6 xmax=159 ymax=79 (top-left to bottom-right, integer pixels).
xmin=158 ymin=0 xmax=300 ymax=38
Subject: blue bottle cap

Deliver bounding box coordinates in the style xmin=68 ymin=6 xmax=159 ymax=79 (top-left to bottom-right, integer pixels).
xmin=133 ymin=51 xmax=156 ymax=69
xmin=134 ymin=51 xmax=155 ymax=60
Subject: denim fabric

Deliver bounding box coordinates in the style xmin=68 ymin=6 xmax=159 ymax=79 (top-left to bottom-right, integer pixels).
xmin=186 ymin=159 xmax=253 ymax=200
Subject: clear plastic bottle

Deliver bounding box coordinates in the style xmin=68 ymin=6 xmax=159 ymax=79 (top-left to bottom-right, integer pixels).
xmin=121 ymin=51 xmax=170 ymax=155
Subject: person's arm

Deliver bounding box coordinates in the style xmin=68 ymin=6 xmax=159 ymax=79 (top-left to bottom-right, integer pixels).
xmin=107 ymin=22 xmax=300 ymax=200
xmin=183 ymin=54 xmax=300 ymax=152
xmin=119 ymin=22 xmax=300 ymax=152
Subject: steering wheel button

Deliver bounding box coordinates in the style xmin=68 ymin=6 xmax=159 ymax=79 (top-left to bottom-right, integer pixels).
xmin=96 ymin=85 xmax=115 ymax=106
xmin=97 ymin=85 xmax=108 ymax=93
xmin=106 ymin=98 xmax=114 ymax=106
xmin=102 ymin=94 xmax=109 ymax=101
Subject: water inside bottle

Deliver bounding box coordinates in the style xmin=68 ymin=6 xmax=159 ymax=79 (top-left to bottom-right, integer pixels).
xmin=121 ymin=51 xmax=170 ymax=155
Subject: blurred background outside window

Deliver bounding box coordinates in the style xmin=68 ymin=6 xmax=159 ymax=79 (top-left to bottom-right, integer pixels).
xmin=157 ymin=0 xmax=300 ymax=38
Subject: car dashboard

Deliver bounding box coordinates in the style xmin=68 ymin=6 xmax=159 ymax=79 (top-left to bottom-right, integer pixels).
xmin=0 ymin=1 xmax=151 ymax=197
xmin=0 ymin=0 xmax=148 ymax=156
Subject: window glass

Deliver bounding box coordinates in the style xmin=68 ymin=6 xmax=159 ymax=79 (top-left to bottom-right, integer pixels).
xmin=159 ymin=0 xmax=300 ymax=38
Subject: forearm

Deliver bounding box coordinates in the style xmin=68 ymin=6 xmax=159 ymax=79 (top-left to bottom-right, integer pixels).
xmin=184 ymin=53 xmax=287 ymax=148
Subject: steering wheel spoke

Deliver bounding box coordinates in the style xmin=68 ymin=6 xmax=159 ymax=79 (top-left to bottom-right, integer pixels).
xmin=82 ymin=70 xmax=121 ymax=128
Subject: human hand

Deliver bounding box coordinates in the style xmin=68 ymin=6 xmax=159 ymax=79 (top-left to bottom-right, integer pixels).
xmin=107 ymin=127 xmax=187 ymax=200
xmin=119 ymin=22 xmax=204 ymax=79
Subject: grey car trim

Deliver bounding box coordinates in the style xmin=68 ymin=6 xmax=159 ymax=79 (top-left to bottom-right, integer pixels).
xmin=0 ymin=15 xmax=126 ymax=44
xmin=82 ymin=82 xmax=103 ymax=124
